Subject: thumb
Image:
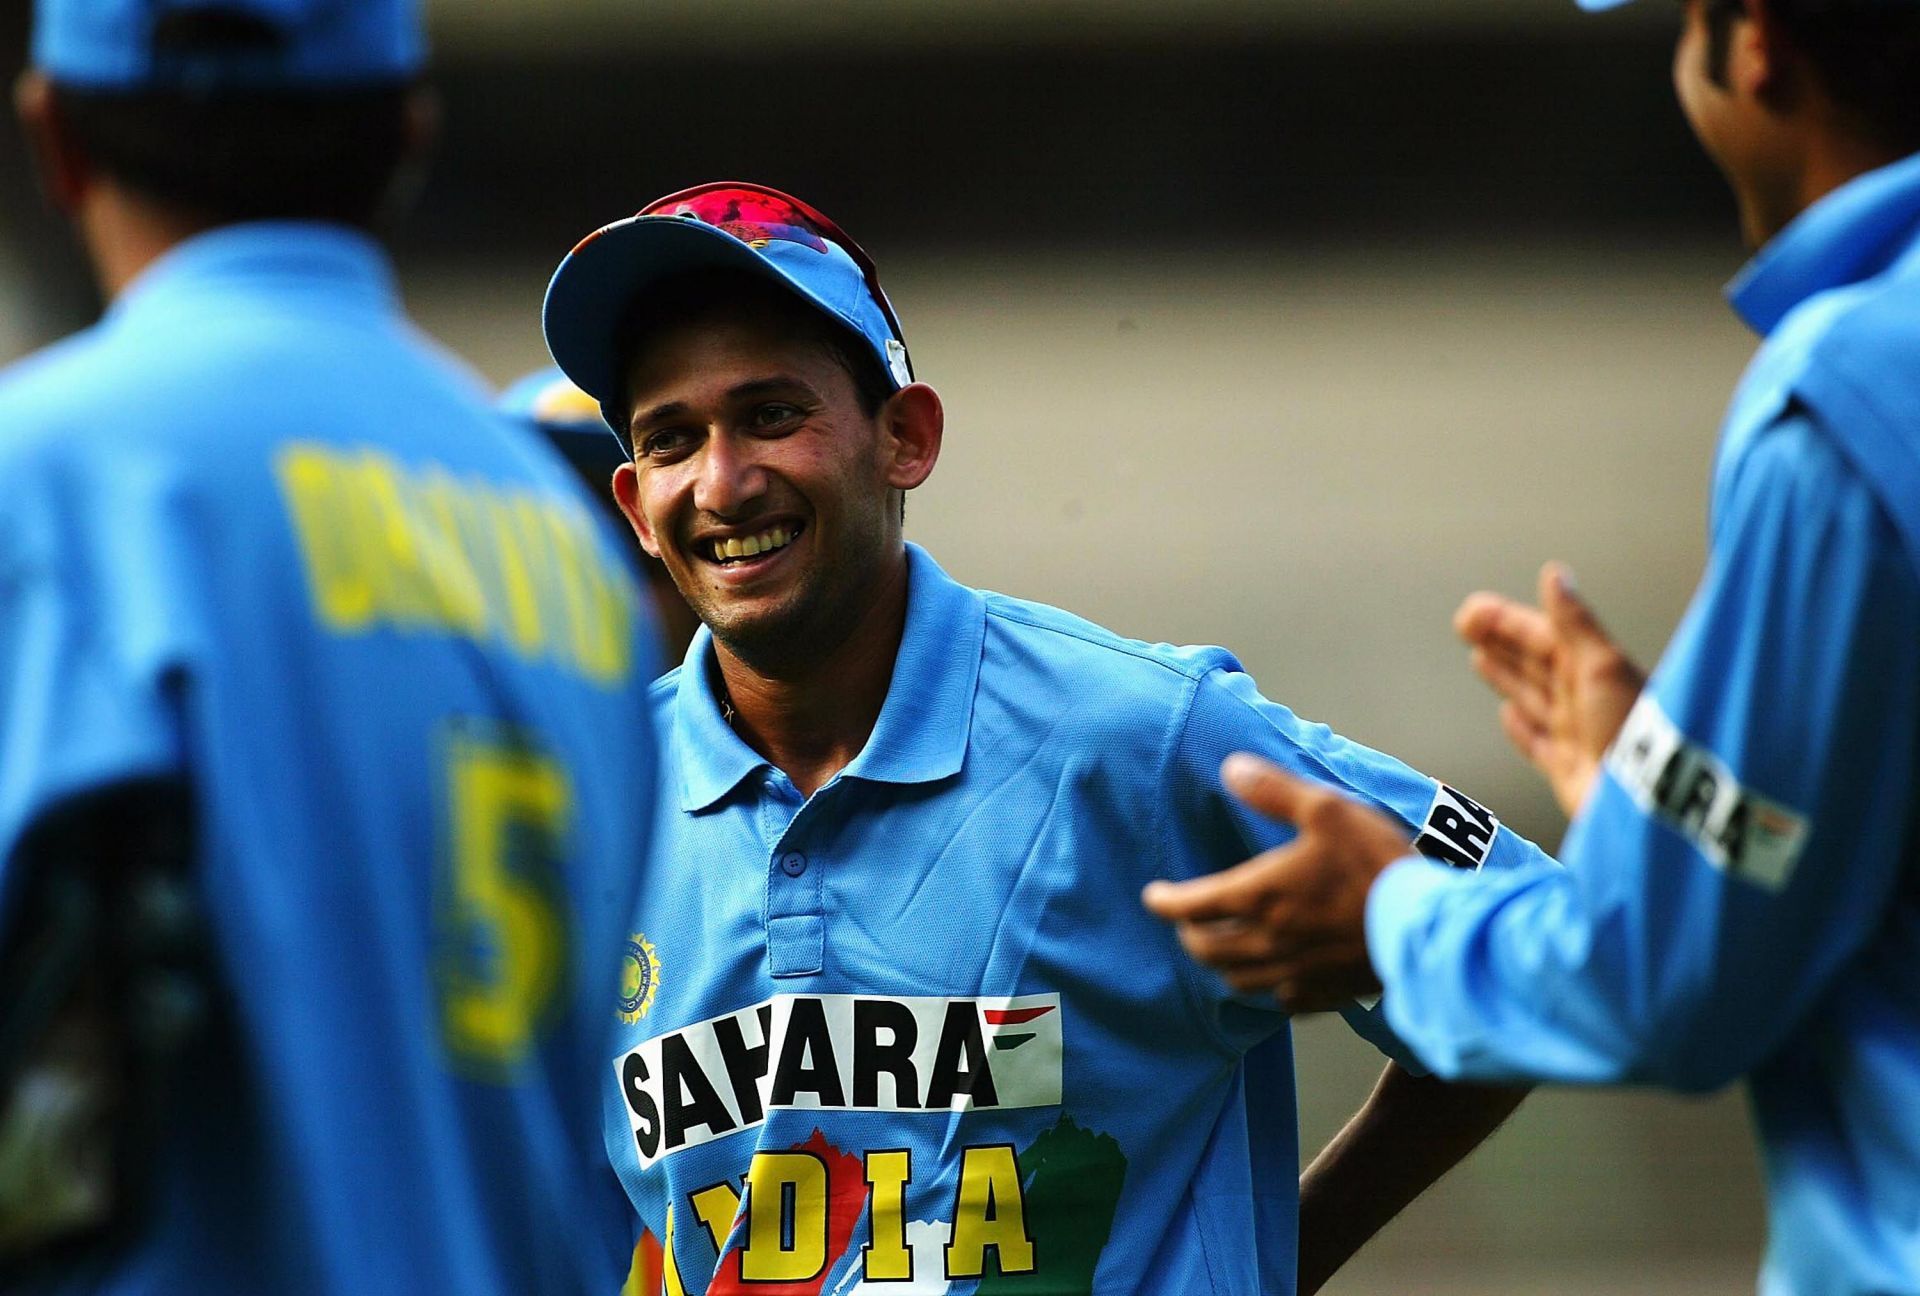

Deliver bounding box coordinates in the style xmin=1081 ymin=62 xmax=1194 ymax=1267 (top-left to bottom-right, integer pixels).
xmin=1221 ymin=752 xmax=1314 ymax=826
xmin=1538 ymin=561 xmax=1606 ymax=646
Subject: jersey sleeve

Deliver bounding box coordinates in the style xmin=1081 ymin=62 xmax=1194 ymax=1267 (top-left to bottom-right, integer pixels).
xmin=1159 ymin=662 xmax=1559 ymax=1061
xmin=1365 ymin=413 xmax=1920 ymax=1090
xmin=0 ymin=486 xmax=187 ymax=924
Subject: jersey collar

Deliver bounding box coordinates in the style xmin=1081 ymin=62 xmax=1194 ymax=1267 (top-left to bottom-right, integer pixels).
xmin=671 ymin=542 xmax=987 ymax=811
xmin=1728 ymin=150 xmax=1920 ymax=339
xmin=108 ymin=221 xmax=399 ymax=324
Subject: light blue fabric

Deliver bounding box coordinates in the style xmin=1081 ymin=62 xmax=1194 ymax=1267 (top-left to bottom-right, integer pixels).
xmin=34 ymin=0 xmax=423 ymax=89
xmin=1366 ymin=153 xmax=1920 ymax=1295
xmin=0 ymin=223 xmax=657 ymax=1295
xmin=543 ymin=209 xmax=910 ymax=422
xmin=607 ymin=543 xmax=1556 ymax=1293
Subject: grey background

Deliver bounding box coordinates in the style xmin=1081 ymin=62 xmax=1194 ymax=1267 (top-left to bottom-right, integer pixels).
xmin=0 ymin=3 xmax=1770 ymax=1291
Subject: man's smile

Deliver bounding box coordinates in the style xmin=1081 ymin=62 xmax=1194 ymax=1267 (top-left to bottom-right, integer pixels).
xmin=694 ymin=521 xmax=804 ymax=571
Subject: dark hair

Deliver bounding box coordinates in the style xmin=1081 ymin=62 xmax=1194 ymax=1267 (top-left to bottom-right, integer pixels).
xmin=50 ymin=10 xmax=415 ymax=228
xmin=1705 ymin=0 xmax=1920 ymax=155
xmin=612 ymin=268 xmax=897 ymax=450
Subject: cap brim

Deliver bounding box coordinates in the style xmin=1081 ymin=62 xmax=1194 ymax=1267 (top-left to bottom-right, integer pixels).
xmin=543 ymin=216 xmax=847 ymax=411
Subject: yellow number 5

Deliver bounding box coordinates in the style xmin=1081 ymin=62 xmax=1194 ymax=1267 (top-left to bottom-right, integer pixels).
xmin=435 ymin=724 xmax=572 ymax=1078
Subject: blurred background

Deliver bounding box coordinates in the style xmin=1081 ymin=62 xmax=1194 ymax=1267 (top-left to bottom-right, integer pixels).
xmin=0 ymin=2 xmax=1767 ymax=1292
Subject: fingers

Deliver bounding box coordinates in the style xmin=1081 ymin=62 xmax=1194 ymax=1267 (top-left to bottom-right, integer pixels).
xmin=1470 ymin=644 xmax=1552 ymax=720
xmin=1169 ymin=911 xmax=1345 ymax=968
xmin=1142 ymin=854 xmax=1281 ymax=924
xmin=1170 ymin=916 xmax=1280 ymax=968
xmin=1538 ymin=561 xmax=1609 ymax=647
xmin=1218 ymin=752 xmax=1317 ymax=824
xmin=1455 ymin=592 xmax=1557 ymax=664
xmin=1174 ymin=934 xmax=1373 ymax=1011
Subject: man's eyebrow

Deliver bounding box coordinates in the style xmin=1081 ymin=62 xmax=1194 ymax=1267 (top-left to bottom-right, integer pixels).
xmin=629 ymin=399 xmax=689 ymax=431
xmin=628 ymin=377 xmax=816 ymax=432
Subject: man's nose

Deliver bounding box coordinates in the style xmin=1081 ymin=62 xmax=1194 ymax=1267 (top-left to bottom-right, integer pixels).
xmin=692 ymin=429 xmax=767 ymax=517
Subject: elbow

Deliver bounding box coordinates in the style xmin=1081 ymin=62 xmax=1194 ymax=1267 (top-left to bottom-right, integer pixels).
xmin=1616 ymin=1035 xmax=1744 ymax=1095
xmin=1594 ymin=985 xmax=1755 ymax=1095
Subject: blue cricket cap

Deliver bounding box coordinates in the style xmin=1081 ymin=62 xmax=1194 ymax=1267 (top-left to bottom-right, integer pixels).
xmin=498 ymin=367 xmax=629 ymax=478
xmin=542 ymin=181 xmax=914 ymax=448
xmin=34 ymin=0 xmax=425 ymax=90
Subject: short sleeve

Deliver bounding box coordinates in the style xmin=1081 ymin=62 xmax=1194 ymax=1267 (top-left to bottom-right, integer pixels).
xmin=1158 ymin=666 xmax=1560 ymax=1061
xmin=0 ymin=487 xmax=186 ymax=923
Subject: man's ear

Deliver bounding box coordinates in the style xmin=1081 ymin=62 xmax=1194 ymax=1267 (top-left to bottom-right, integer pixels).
xmin=15 ymin=71 xmax=90 ymax=214
xmin=1735 ymin=0 xmax=1798 ymax=107
xmin=611 ymin=461 xmax=663 ymax=559
xmin=879 ymin=383 xmax=943 ymax=493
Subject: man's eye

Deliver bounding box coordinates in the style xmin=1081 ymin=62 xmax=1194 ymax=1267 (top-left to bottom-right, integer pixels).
xmin=751 ymin=403 xmax=802 ymax=429
xmin=641 ymin=428 xmax=694 ymax=457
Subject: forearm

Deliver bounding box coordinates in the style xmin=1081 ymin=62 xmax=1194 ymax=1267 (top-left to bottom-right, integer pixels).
xmin=1296 ymin=1061 xmax=1527 ymax=1295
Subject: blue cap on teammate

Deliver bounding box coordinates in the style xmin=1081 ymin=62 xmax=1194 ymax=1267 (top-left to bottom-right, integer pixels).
xmin=543 ymin=181 xmax=914 ymax=442
xmin=498 ymin=365 xmax=614 ymax=438
xmin=33 ymin=0 xmax=425 ymax=89
xmin=498 ymin=366 xmax=630 ymax=483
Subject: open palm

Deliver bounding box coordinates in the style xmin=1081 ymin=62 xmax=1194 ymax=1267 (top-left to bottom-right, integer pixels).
xmin=1453 ymin=563 xmax=1646 ymax=818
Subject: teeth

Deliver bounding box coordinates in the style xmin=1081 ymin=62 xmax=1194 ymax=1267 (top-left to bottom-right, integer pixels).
xmin=710 ymin=526 xmax=797 ymax=563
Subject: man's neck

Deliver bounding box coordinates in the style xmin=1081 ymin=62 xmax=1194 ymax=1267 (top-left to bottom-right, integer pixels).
xmin=1745 ymin=119 xmax=1904 ymax=249
xmin=713 ymin=552 xmax=911 ymax=799
xmin=79 ymin=183 xmax=214 ymax=300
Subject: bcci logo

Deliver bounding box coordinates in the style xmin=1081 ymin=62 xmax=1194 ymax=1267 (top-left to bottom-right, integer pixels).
xmin=618 ymin=935 xmax=660 ymax=1025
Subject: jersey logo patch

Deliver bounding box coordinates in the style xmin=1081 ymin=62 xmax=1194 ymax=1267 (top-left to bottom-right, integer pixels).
xmin=619 ymin=935 xmax=661 ymax=1025
xmin=1604 ymin=695 xmax=1807 ymax=893
xmin=615 ymin=993 xmax=1063 ymax=1168
xmin=1413 ymin=784 xmax=1499 ymax=870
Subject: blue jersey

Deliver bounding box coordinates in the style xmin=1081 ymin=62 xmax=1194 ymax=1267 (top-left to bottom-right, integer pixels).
xmin=608 ymin=543 xmax=1554 ymax=1295
xmin=1364 ymin=153 xmax=1920 ymax=1295
xmin=0 ymin=224 xmax=658 ymax=1294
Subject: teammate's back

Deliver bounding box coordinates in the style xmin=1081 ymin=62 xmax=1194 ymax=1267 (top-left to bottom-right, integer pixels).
xmin=0 ymin=4 xmax=656 ymax=1293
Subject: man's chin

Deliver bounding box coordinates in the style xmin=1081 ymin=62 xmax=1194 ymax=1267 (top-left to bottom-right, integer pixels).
xmin=696 ymin=595 xmax=810 ymax=666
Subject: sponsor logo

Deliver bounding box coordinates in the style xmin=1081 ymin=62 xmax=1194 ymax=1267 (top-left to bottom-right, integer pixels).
xmin=1604 ymin=695 xmax=1808 ymax=892
xmin=1413 ymin=783 xmax=1499 ymax=870
xmin=615 ymin=994 xmax=1063 ymax=1168
xmin=619 ymin=935 xmax=661 ymax=1025
xmin=885 ymin=339 xmax=913 ymax=388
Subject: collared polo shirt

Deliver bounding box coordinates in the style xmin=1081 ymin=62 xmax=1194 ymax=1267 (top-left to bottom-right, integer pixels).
xmin=609 ymin=543 xmax=1555 ymax=1294
xmin=1366 ymin=154 xmax=1920 ymax=1295
xmin=0 ymin=222 xmax=657 ymax=1294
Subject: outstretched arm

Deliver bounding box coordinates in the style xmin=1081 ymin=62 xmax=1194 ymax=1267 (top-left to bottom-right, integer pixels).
xmin=1297 ymin=1063 xmax=1527 ymax=1294
xmin=1148 ymin=418 xmax=1920 ymax=1088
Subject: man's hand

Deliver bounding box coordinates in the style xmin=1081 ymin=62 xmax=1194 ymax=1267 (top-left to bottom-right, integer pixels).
xmin=1453 ymin=562 xmax=1646 ymax=818
xmin=1141 ymin=754 xmax=1414 ymax=1014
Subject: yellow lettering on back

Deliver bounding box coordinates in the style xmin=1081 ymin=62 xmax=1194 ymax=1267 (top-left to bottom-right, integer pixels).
xmin=354 ymin=451 xmax=434 ymax=624
xmin=277 ymin=447 xmax=375 ymax=630
xmin=416 ymin=472 xmax=488 ymax=635
xmin=272 ymin=442 xmax=635 ymax=686
xmin=486 ymin=494 xmax=546 ymax=656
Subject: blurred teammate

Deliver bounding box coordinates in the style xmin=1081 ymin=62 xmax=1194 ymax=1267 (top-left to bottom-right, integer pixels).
xmin=1145 ymin=2 xmax=1920 ymax=1292
xmin=0 ymin=2 xmax=656 ymax=1292
xmin=543 ymin=181 xmax=1540 ymax=1295
xmin=500 ymin=367 xmax=701 ymax=662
